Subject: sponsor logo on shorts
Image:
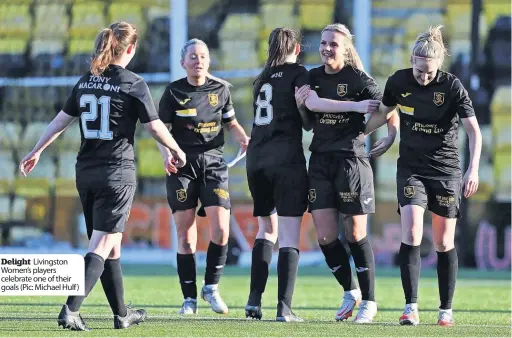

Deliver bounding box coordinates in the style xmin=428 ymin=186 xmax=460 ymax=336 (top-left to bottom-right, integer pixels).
xmin=363 ymin=197 xmax=373 ymax=205
xmin=404 ymin=186 xmax=415 ymax=198
xmin=339 ymin=192 xmax=358 ymax=203
xmin=176 ymin=189 xmax=187 ymax=202
xmin=213 ymin=188 xmax=229 ymax=200
xmin=433 ymin=92 xmax=445 ymax=106
xmin=208 ymin=93 xmax=219 ymax=107
xmin=437 ymin=195 xmax=456 ymax=207
xmin=308 ymin=189 xmax=316 ymax=202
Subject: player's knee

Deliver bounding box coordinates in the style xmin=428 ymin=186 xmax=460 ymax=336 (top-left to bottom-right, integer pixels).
xmin=178 ymin=240 xmax=196 ymax=254
xmin=402 ymin=228 xmax=422 ymax=246
xmin=211 ymin=226 xmax=229 ymax=246
xmin=433 ymin=239 xmax=454 ymax=252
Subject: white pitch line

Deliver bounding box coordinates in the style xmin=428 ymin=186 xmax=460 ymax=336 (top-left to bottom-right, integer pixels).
xmin=0 ymin=313 xmax=511 ymax=328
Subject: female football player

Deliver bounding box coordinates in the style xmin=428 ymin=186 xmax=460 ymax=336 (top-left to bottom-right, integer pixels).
xmin=157 ymin=39 xmax=250 ymax=316
xmin=243 ymin=27 xmax=311 ymax=322
xmin=372 ymin=25 xmax=481 ymax=326
xmin=19 ymin=22 xmax=186 ymax=331
xmin=294 ymin=23 xmax=399 ymax=323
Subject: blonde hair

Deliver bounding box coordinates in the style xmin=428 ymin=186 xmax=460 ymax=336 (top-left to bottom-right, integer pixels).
xmin=180 ymin=38 xmax=232 ymax=87
xmin=321 ymin=23 xmax=365 ymax=71
xmin=91 ymin=22 xmax=138 ymax=76
xmin=412 ymin=25 xmax=448 ymax=67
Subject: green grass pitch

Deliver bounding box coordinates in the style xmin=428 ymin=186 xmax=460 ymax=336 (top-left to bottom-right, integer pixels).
xmin=0 ymin=266 xmax=510 ymax=337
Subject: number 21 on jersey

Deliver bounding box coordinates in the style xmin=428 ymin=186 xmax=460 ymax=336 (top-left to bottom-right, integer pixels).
xmin=255 ymin=83 xmax=273 ymax=126
xmin=80 ymin=94 xmax=113 ymax=140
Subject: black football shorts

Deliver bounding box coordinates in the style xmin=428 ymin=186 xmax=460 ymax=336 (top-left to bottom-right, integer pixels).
xmin=308 ymin=153 xmax=375 ymax=215
xmin=166 ymin=153 xmax=230 ymax=213
xmin=397 ymin=173 xmax=462 ymax=218
xmin=247 ymin=163 xmax=308 ymax=217
xmin=77 ymin=184 xmax=136 ymax=239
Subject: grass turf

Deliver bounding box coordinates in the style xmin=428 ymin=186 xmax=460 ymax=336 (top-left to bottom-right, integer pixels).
xmin=0 ymin=266 xmax=510 ymax=337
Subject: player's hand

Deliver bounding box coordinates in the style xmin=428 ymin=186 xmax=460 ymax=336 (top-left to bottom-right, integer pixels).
xmin=163 ymin=154 xmax=178 ymax=176
xmin=369 ymin=135 xmax=395 ymax=158
xmin=237 ymin=135 xmax=250 ymax=153
xmin=356 ymin=100 xmax=381 ymax=114
xmin=463 ymin=167 xmax=479 ymax=198
xmin=169 ymin=149 xmax=187 ymax=170
xmin=295 ymin=85 xmax=311 ymax=106
xmin=19 ymin=151 xmax=40 ymax=177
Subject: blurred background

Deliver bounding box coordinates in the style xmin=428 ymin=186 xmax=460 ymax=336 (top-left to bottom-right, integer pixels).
xmin=0 ymin=0 xmax=509 ymax=270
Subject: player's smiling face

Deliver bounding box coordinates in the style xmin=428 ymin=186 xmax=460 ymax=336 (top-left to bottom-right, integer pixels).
xmin=411 ymin=56 xmax=440 ymax=86
xmin=319 ymin=30 xmax=345 ymax=70
xmin=182 ymin=44 xmax=210 ymax=78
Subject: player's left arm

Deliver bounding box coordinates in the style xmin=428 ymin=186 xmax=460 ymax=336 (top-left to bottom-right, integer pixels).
xmin=19 ymin=86 xmax=79 ymax=176
xmin=361 ymin=77 xmax=399 ymax=157
xmin=222 ymin=88 xmax=250 ymax=151
xmin=456 ymin=79 xmax=482 ymax=198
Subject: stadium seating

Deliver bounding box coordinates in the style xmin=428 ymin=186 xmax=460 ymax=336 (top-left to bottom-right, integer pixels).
xmin=33 ymin=3 xmax=69 ymax=40
xmin=0 ymin=151 xmax=15 ymax=195
xmin=55 ymin=152 xmax=78 ymax=197
xmin=69 ymin=2 xmax=106 ymax=38
xmin=0 ymin=196 xmax=9 ymax=222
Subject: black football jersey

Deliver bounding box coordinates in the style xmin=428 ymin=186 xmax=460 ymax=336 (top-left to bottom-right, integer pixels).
xmin=158 ymin=77 xmax=235 ymax=155
xmin=382 ymin=69 xmax=475 ymax=180
xmin=62 ymin=65 xmax=159 ymax=186
xmin=246 ymin=63 xmax=309 ymax=169
xmin=308 ymin=65 xmax=382 ymax=156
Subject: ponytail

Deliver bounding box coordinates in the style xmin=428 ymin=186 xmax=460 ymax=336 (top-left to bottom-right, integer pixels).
xmin=254 ymin=28 xmax=299 ymax=96
xmin=91 ymin=29 xmax=117 ymax=76
xmin=90 ymin=22 xmax=138 ymax=76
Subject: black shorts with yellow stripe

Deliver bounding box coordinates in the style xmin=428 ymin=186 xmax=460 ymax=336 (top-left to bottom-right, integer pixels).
xmin=166 ymin=153 xmax=230 ymax=213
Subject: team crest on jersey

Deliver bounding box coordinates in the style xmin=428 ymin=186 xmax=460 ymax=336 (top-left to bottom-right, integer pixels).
xmin=433 ymin=92 xmax=445 ymax=106
xmin=337 ymin=84 xmax=348 ymax=97
xmin=404 ymin=186 xmax=415 ymax=198
xmin=213 ymin=188 xmax=229 ymax=200
xmin=176 ymin=189 xmax=187 ymax=202
xmin=308 ymin=189 xmax=317 ymax=202
xmin=208 ymin=93 xmax=219 ymax=107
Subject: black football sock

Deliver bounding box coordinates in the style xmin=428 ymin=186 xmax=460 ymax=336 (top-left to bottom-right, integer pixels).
xmin=348 ymin=237 xmax=376 ymax=301
xmin=177 ymin=253 xmax=197 ymax=299
xmin=204 ymin=241 xmax=228 ymax=285
xmin=277 ymin=247 xmax=300 ymax=314
xmin=100 ymin=258 xmax=127 ymax=317
xmin=248 ymin=239 xmax=274 ymax=306
xmin=66 ymin=252 xmax=104 ymax=312
xmin=399 ymin=243 xmax=421 ymax=304
xmin=319 ymin=239 xmax=357 ymax=291
xmin=437 ymin=248 xmax=458 ymax=310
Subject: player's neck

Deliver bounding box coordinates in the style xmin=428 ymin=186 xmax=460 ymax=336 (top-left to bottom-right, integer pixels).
xmin=284 ymin=54 xmax=297 ymax=63
xmin=187 ymin=76 xmax=206 ymax=86
xmin=324 ymin=64 xmax=344 ymax=74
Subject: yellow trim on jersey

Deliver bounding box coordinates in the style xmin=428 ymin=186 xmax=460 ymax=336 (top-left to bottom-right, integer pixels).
xmin=176 ymin=108 xmax=197 ymax=117
xmin=397 ymin=104 xmax=414 ymax=116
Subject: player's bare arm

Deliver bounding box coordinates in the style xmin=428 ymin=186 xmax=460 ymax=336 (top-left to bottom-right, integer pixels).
xmin=461 ymin=116 xmax=482 ymax=198
xmin=19 ymin=111 xmax=77 ymax=176
xmin=145 ymin=119 xmax=186 ymax=169
xmin=225 ymin=118 xmax=250 ymax=152
xmin=304 ymin=89 xmax=380 ymax=114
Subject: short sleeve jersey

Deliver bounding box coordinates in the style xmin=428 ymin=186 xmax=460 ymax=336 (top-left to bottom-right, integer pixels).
xmin=382 ymin=69 xmax=475 ymax=180
xmin=308 ymin=65 xmax=382 ymax=156
xmin=246 ymin=63 xmax=309 ymax=169
xmin=62 ymin=65 xmax=159 ymax=185
xmin=158 ymin=77 xmax=235 ymax=155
